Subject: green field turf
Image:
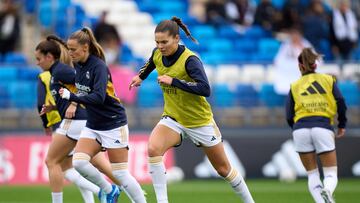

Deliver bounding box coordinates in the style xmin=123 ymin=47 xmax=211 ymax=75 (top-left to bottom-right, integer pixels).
xmin=0 ymin=179 xmax=359 ymax=203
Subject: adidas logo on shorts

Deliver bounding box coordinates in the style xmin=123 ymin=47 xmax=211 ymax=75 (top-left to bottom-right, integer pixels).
xmin=114 ymin=140 xmax=120 ymax=144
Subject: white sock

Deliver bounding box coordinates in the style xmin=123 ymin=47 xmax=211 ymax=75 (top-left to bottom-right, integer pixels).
xmin=112 ymin=163 xmax=146 ymax=203
xmin=224 ymin=168 xmax=254 ymax=203
xmin=149 ymin=156 xmax=168 ymax=203
xmin=72 ymin=153 xmax=112 ymax=194
xmin=64 ymin=168 xmax=100 ymax=194
xmin=323 ymin=166 xmax=338 ymax=195
xmin=64 ymin=168 xmax=98 ymax=203
xmin=307 ymin=168 xmax=324 ymax=203
xmin=51 ymin=192 xmax=63 ymax=203
xmin=78 ymin=187 xmax=95 ymax=203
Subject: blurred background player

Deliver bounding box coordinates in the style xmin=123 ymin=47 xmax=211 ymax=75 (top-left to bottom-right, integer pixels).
xmin=60 ymin=27 xmax=146 ymax=203
xmin=35 ymin=35 xmax=120 ymax=203
xmin=129 ymin=17 xmax=254 ymax=203
xmin=286 ymin=48 xmax=347 ymax=203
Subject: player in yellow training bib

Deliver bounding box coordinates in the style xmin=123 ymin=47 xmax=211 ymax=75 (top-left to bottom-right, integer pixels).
xmin=130 ymin=16 xmax=254 ymax=203
xmin=286 ymin=48 xmax=347 ymax=203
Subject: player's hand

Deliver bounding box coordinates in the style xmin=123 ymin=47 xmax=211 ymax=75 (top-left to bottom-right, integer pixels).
xmin=336 ymin=128 xmax=345 ymax=138
xmin=158 ymin=75 xmax=173 ymax=85
xmin=40 ymin=104 xmax=55 ymax=116
xmin=65 ymin=102 xmax=77 ymax=118
xmin=129 ymin=75 xmax=143 ymax=90
xmin=44 ymin=127 xmax=52 ymax=136
xmin=59 ymin=88 xmax=70 ymax=100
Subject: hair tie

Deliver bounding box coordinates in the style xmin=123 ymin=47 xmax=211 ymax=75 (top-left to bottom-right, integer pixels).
xmin=81 ymin=28 xmax=88 ymax=33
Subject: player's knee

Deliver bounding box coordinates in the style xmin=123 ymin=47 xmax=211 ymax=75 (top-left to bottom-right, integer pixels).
xmin=215 ymin=165 xmax=231 ymax=177
xmin=147 ymin=143 xmax=163 ymax=157
xmin=45 ymin=154 xmax=61 ymax=169
xmin=45 ymin=157 xmax=56 ymax=169
xmin=72 ymin=153 xmax=91 ymax=171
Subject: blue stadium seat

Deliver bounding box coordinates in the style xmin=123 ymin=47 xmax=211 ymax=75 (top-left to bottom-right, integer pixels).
xmin=4 ymin=52 xmax=27 ymax=64
xmin=212 ymin=84 xmax=237 ymax=107
xmin=338 ymin=81 xmax=360 ymax=106
xmin=17 ymin=67 xmax=41 ymax=81
xmin=0 ymin=66 xmax=18 ymax=81
xmin=259 ymin=83 xmax=286 ymax=107
xmin=137 ymin=82 xmax=163 ymax=108
xmin=158 ymin=1 xmax=186 ymax=13
xmin=272 ymin=0 xmax=285 ymax=9
xmin=258 ymin=38 xmax=281 ymax=55
xmin=218 ymin=25 xmax=241 ymax=39
xmin=236 ymin=84 xmax=259 ymax=107
xmin=207 ymin=39 xmax=233 ymax=53
xmin=8 ymin=81 xmax=37 ymax=108
xmin=192 ymin=25 xmax=217 ymax=39
xmin=38 ymin=1 xmax=53 ymax=27
xmin=243 ymin=26 xmax=270 ymax=39
xmin=201 ymin=52 xmax=227 ymax=65
xmin=0 ymin=83 xmax=9 ymax=108
xmin=234 ymin=39 xmax=258 ymax=53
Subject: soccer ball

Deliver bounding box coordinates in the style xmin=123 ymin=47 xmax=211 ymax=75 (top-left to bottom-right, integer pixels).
xmin=166 ymin=166 xmax=185 ymax=183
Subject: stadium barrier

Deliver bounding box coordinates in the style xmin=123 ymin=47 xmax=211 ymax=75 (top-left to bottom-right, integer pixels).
xmin=0 ymin=134 xmax=174 ymax=185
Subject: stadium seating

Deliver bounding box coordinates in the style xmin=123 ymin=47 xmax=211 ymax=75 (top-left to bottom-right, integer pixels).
xmin=338 ymin=81 xmax=360 ymax=106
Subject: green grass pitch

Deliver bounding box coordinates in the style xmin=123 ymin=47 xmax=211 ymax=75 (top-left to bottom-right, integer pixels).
xmin=0 ymin=179 xmax=359 ymax=203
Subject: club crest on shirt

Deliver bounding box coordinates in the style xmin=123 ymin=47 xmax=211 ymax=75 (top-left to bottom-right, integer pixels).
xmin=86 ymin=71 xmax=90 ymax=79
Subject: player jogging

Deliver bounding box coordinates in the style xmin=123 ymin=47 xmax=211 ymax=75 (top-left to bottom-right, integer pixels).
xmin=60 ymin=27 xmax=146 ymax=203
xmin=286 ymin=48 xmax=347 ymax=203
xmin=129 ymin=17 xmax=255 ymax=203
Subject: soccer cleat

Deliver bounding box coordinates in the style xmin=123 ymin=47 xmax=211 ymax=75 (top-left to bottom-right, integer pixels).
xmin=106 ymin=184 xmax=121 ymax=203
xmin=321 ymin=189 xmax=335 ymax=203
xmin=98 ymin=189 xmax=107 ymax=203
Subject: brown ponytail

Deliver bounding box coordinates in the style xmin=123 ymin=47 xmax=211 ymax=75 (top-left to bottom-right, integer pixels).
xmin=155 ymin=16 xmax=198 ymax=44
xmin=69 ymin=27 xmax=106 ymax=62
xmin=35 ymin=34 xmax=73 ymax=66
xmin=297 ymin=48 xmax=322 ymax=75
xmin=46 ymin=35 xmax=73 ymax=67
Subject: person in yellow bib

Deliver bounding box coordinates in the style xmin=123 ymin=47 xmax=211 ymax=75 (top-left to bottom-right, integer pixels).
xmin=129 ymin=16 xmax=254 ymax=203
xmin=286 ymin=48 xmax=347 ymax=203
xmin=37 ymin=71 xmax=61 ymax=136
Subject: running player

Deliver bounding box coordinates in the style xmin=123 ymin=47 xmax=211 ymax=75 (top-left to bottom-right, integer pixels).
xmin=129 ymin=17 xmax=255 ymax=203
xmin=35 ymin=35 xmax=118 ymax=203
xmin=286 ymin=48 xmax=347 ymax=203
xmin=37 ymin=70 xmax=61 ymax=136
xmin=59 ymin=27 xmax=146 ymax=203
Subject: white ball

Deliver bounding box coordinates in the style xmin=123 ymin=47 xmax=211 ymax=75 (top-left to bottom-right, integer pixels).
xmin=279 ymin=169 xmax=297 ymax=183
xmin=166 ymin=166 xmax=185 ymax=183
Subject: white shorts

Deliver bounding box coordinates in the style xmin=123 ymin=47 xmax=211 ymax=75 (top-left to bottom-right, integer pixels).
xmin=292 ymin=127 xmax=335 ymax=154
xmin=55 ymin=119 xmax=87 ymax=141
xmin=158 ymin=116 xmax=222 ymax=147
xmin=80 ymin=125 xmax=129 ymax=149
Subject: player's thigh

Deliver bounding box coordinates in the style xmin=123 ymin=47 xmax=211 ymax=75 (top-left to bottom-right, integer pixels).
xmin=47 ymin=133 xmax=76 ymax=163
xmin=202 ymin=142 xmax=231 ymax=175
xmin=292 ymin=128 xmax=315 ymax=153
xmin=148 ymin=123 xmax=181 ymax=156
xmin=299 ymin=152 xmax=318 ymax=171
xmin=75 ymin=137 xmax=102 ymax=157
xmin=107 ymin=148 xmax=129 ymax=163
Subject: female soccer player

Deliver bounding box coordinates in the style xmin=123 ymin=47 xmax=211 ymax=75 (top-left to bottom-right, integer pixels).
xmin=129 ymin=17 xmax=254 ymax=203
xmin=286 ymin=48 xmax=347 ymax=203
xmin=59 ymin=27 xmax=146 ymax=203
xmin=36 ymin=35 xmax=118 ymax=203
xmin=37 ymin=70 xmax=61 ymax=136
